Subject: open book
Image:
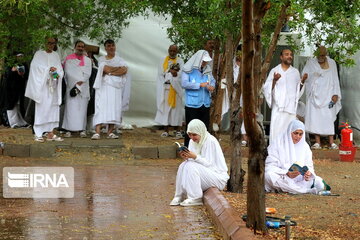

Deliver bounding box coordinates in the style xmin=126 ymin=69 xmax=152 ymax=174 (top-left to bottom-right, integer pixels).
xmin=174 ymin=142 xmax=189 ymax=152
xmin=288 ymin=163 xmax=309 ymax=176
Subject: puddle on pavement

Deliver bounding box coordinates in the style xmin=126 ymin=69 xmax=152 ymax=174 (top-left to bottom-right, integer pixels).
xmin=0 ymin=154 xmax=221 ymax=239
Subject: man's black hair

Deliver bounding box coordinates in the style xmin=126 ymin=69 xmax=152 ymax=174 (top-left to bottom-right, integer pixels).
xmin=74 ymin=40 xmax=85 ymax=48
xmin=280 ymin=48 xmax=292 ymax=56
xmin=104 ymin=39 xmax=115 ymax=46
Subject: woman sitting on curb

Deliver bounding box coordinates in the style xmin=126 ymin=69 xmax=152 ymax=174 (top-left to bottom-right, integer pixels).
xmin=265 ymin=119 xmax=331 ymax=194
xmin=170 ymin=119 xmax=229 ymax=206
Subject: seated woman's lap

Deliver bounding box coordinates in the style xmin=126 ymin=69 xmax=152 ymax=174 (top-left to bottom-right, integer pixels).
xmin=179 ymin=161 xmax=227 ymax=191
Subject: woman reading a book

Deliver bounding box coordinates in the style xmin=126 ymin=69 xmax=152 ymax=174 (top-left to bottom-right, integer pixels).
xmin=170 ymin=119 xmax=229 ymax=206
xmin=265 ymin=119 xmax=330 ymax=194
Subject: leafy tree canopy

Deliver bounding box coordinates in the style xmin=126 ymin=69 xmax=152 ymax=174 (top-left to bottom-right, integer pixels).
xmin=0 ymin=0 xmax=147 ymax=65
xmin=1 ymin=0 xmax=359 ymax=65
xmin=149 ymin=0 xmax=360 ymax=64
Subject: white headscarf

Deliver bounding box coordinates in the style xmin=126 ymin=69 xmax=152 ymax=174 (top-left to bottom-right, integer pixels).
xmin=182 ymin=50 xmax=212 ymax=74
xmin=187 ymin=119 xmax=210 ymax=154
xmin=266 ymin=119 xmax=314 ymax=172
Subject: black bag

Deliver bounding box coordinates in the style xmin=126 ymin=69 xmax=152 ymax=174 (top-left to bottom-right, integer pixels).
xmin=70 ymin=85 xmax=79 ymax=97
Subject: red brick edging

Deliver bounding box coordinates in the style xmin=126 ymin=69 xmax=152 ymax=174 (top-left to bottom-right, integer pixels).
xmin=203 ymin=187 xmax=254 ymax=240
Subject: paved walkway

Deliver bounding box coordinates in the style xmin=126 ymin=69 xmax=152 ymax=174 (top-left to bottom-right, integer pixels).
xmin=0 ymin=147 xmax=221 ymax=240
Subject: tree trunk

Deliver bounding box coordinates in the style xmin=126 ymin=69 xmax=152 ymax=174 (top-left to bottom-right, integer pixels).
xmin=242 ymin=0 xmax=269 ymax=234
xmin=209 ymin=38 xmax=224 ymax=136
xmin=253 ymin=0 xmax=269 ymax=94
xmin=260 ymin=0 xmax=290 ymax=85
xmin=0 ymin=41 xmax=5 ymax=84
xmin=242 ymin=0 xmax=267 ymax=232
xmin=226 ymin=27 xmax=245 ymax=193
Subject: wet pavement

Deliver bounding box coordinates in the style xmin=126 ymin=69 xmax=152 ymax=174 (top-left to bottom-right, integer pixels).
xmin=0 ymin=147 xmax=221 ymax=240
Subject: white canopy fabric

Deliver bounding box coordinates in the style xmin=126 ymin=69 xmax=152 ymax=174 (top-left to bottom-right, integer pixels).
xmin=340 ymin=51 xmax=360 ymax=142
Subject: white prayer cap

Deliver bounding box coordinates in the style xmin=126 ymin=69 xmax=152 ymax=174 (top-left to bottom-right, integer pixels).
xmin=202 ymin=51 xmax=212 ymax=62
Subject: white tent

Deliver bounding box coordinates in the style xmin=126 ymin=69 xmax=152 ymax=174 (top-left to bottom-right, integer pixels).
xmin=340 ymin=51 xmax=360 ymax=142
xmin=116 ymin=14 xmax=173 ymax=127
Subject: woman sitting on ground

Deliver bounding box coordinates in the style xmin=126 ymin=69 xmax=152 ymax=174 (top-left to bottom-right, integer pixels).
xmin=265 ymin=119 xmax=330 ymax=194
xmin=170 ymin=119 xmax=229 ymax=206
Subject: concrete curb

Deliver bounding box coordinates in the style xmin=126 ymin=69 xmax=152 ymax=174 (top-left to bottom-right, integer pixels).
xmin=1 ymin=140 xmax=125 ymax=158
xmin=204 ymin=187 xmax=254 ymax=240
xmin=132 ymin=145 xmax=177 ymax=159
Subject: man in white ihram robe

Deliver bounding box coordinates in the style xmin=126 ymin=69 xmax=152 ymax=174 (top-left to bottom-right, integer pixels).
xmin=154 ymin=64 xmax=184 ymax=133
xmin=91 ymin=40 xmax=128 ymax=140
xmin=155 ymin=45 xmax=184 ymax=137
xmin=302 ymin=46 xmax=342 ymax=149
xmin=25 ymin=37 xmax=64 ymax=142
xmin=263 ymin=49 xmax=307 ymax=144
xmin=62 ymin=40 xmax=92 ymax=136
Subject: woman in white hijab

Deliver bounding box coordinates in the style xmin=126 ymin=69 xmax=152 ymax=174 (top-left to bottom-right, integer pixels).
xmin=170 ymin=119 xmax=229 ymax=206
xmin=265 ymin=119 xmax=330 ymax=194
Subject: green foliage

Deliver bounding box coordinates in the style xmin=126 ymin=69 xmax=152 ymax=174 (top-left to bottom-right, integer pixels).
xmin=149 ymin=0 xmax=359 ymax=65
xmin=1 ymin=0 xmax=359 ymax=66
xmin=149 ymin=0 xmax=242 ymax=58
xmin=288 ymin=0 xmax=360 ymax=64
xmin=0 ymin=0 xmax=146 ymax=66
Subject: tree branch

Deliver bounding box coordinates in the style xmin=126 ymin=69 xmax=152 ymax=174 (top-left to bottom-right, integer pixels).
xmin=260 ymin=0 xmax=290 ymax=85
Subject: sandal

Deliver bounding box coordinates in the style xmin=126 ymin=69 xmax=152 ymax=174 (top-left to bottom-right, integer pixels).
xmin=91 ymin=133 xmax=100 ymax=140
xmin=46 ymin=135 xmax=64 ymax=142
xmin=175 ymin=132 xmax=184 ymax=139
xmin=80 ymin=131 xmax=87 ymax=138
xmin=107 ymin=133 xmax=119 ymax=139
xmin=161 ymin=132 xmax=169 ymax=137
xmin=330 ymin=143 xmax=338 ymax=149
xmin=311 ymin=143 xmax=321 ymax=150
xmin=34 ymin=136 xmax=44 ymax=143
xmin=64 ymin=132 xmax=71 ymax=138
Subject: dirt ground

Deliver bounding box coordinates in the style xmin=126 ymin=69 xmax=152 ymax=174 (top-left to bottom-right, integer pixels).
xmin=126 ymin=127 xmax=360 ymax=240
xmin=1 ymin=126 xmax=359 ymax=239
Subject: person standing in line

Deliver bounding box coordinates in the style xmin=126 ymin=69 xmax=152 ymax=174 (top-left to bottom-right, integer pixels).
xmin=25 ymin=37 xmax=64 ymax=142
xmin=302 ymin=46 xmax=342 ymax=149
xmin=85 ymin=50 xmax=98 ymax=132
xmin=2 ymin=52 xmax=29 ymax=128
xmin=91 ymin=39 xmax=128 ymax=140
xmin=181 ymin=50 xmax=215 ymax=147
xmin=204 ymin=39 xmax=215 ymax=59
xmin=62 ymin=40 xmax=92 ymax=138
xmin=263 ymin=49 xmax=308 ymax=144
xmin=155 ymin=44 xmax=184 ymax=137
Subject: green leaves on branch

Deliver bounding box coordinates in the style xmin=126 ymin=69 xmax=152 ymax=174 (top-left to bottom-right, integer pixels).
xmin=150 ymin=0 xmax=359 ymax=65
xmin=0 ymin=0 xmax=146 ymax=65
